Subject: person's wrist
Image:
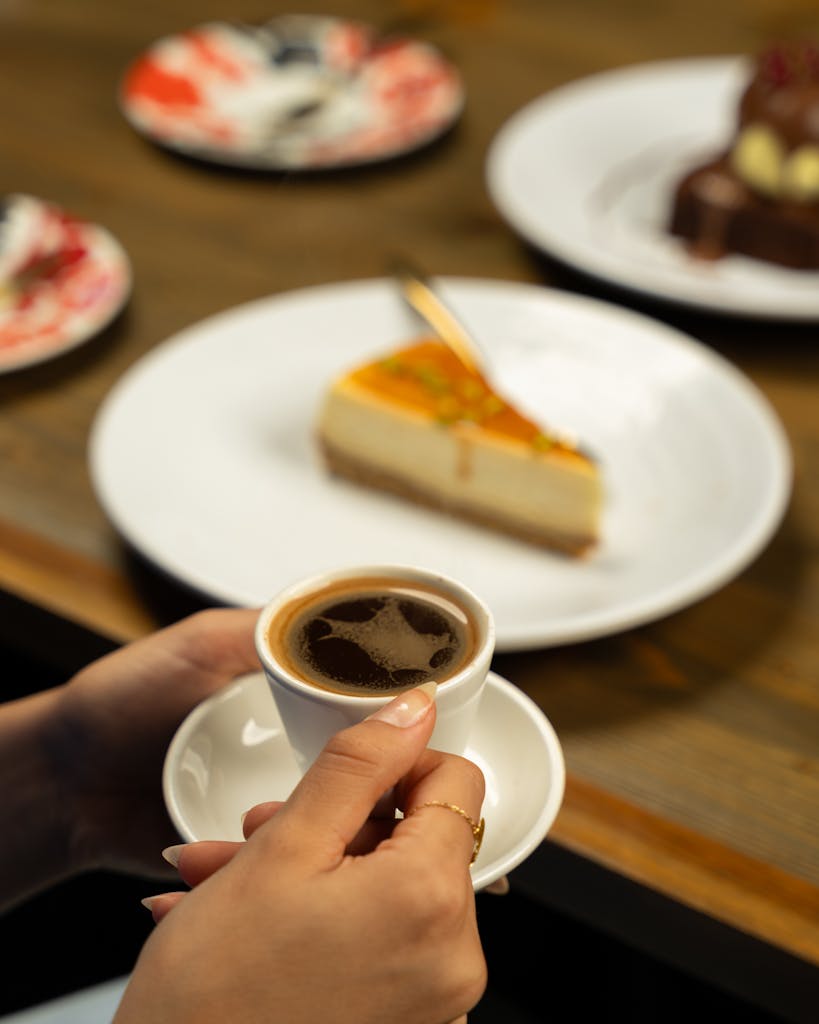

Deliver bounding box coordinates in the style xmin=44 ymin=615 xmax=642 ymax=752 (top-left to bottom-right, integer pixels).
xmin=0 ymin=687 xmax=79 ymax=909
xmin=39 ymin=684 xmax=101 ymax=875
xmin=37 ymin=687 xmax=83 ymax=864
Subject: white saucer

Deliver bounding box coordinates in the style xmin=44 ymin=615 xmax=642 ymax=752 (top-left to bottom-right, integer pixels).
xmin=163 ymin=671 xmax=565 ymax=891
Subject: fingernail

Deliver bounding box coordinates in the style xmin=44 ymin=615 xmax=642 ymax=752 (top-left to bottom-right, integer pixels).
xmin=368 ymin=681 xmax=437 ymax=728
xmin=161 ymin=844 xmax=185 ymax=868
xmin=140 ymin=895 xmax=161 ymax=912
xmin=484 ymin=876 xmax=510 ymax=896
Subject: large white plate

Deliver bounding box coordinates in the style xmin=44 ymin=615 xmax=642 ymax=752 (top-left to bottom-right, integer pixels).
xmin=162 ymin=671 xmax=566 ymax=892
xmin=88 ymin=277 xmax=791 ymax=650
xmin=486 ymin=57 xmax=819 ymax=319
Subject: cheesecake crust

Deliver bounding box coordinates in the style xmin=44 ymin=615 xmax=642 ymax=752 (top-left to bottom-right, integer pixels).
xmin=319 ymin=438 xmax=598 ymax=556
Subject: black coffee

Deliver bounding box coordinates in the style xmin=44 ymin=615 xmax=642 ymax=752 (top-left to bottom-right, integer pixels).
xmin=270 ymin=577 xmax=477 ymax=697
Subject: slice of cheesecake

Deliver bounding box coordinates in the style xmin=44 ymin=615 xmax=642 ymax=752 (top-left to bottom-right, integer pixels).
xmin=317 ymin=337 xmax=602 ymax=555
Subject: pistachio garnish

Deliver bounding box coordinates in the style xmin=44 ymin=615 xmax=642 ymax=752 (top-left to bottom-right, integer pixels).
xmin=532 ymin=432 xmax=555 ymax=452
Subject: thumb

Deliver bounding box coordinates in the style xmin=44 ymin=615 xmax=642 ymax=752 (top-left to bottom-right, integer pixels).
xmin=257 ymin=683 xmax=438 ymax=871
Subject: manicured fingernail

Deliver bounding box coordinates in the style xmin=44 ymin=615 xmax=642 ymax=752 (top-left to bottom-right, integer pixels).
xmin=484 ymin=876 xmax=510 ymax=896
xmin=140 ymin=895 xmax=161 ymax=912
xmin=161 ymin=844 xmax=185 ymax=868
xmin=368 ymin=682 xmax=437 ymax=728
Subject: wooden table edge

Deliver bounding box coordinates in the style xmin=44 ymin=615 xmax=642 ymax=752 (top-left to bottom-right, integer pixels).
xmin=0 ymin=518 xmax=168 ymax=642
xmin=551 ymin=775 xmax=819 ymax=967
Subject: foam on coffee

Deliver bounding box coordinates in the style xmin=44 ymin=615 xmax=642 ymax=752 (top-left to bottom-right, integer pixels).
xmin=269 ymin=576 xmax=477 ymax=697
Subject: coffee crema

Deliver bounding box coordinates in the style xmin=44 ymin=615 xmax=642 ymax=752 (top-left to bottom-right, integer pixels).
xmin=268 ymin=576 xmax=478 ymax=697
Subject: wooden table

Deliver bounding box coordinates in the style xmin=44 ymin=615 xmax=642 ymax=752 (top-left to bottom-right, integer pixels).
xmin=2 ymin=1 xmax=818 ymax=1018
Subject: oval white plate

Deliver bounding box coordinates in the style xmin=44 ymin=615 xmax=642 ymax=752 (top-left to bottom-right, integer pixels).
xmin=486 ymin=56 xmax=819 ymax=319
xmin=88 ymin=277 xmax=791 ymax=650
xmin=163 ymin=671 xmax=565 ymax=891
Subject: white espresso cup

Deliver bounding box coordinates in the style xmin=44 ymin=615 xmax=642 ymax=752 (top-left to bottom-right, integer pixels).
xmin=255 ymin=564 xmax=495 ymax=773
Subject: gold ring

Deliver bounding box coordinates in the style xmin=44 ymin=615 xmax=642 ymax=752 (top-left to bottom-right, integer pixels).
xmin=405 ymin=801 xmax=485 ymax=864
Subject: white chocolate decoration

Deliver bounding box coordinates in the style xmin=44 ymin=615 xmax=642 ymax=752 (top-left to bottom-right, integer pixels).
xmin=730 ymin=123 xmax=785 ymax=197
xmin=781 ymin=144 xmax=819 ymax=202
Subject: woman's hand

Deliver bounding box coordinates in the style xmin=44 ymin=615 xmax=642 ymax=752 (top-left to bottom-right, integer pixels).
xmin=115 ymin=686 xmax=488 ymax=1024
xmin=49 ymin=608 xmax=260 ymax=878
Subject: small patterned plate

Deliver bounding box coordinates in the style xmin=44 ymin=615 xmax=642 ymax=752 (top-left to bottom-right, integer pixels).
xmin=0 ymin=194 xmax=131 ymax=373
xmin=120 ymin=15 xmax=464 ymax=170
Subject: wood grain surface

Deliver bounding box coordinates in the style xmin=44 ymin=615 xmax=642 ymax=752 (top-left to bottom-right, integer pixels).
xmin=1 ymin=0 xmax=818 ymax=984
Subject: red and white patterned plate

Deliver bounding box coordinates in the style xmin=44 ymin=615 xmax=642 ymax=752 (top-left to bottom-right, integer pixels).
xmin=119 ymin=15 xmax=465 ymax=170
xmin=0 ymin=194 xmax=131 ymax=373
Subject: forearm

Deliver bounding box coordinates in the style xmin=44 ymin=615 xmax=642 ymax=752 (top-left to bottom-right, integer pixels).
xmin=0 ymin=687 xmax=74 ymax=911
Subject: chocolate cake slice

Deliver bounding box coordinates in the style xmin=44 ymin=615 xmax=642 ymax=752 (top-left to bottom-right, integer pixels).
xmin=670 ymin=42 xmax=819 ymax=269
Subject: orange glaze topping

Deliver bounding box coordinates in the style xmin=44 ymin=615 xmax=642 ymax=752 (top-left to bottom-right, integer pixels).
xmin=346 ymin=338 xmax=583 ymax=459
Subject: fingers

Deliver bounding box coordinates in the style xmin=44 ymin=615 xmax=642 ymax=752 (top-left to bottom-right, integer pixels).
xmin=393 ymin=746 xmax=485 ymax=872
xmin=159 ymin=796 xmax=393 ymax=910
xmin=164 ymin=841 xmax=243 ymax=887
xmin=146 ymin=839 xmax=246 ymax=923
xmin=143 ymin=840 xmax=246 ymax=926
xmin=175 ymin=607 xmax=262 ymax=681
xmin=243 ymin=799 xmax=391 ymax=853
xmin=241 ymin=800 xmax=285 ymax=838
xmin=344 ymin=818 xmax=396 ymax=855
xmin=253 ymin=685 xmax=437 ymax=870
xmin=141 ymin=891 xmax=186 ymax=923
